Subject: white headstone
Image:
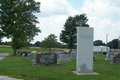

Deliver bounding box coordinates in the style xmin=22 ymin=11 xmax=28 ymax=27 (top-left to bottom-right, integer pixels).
xmin=22 ymin=53 xmax=25 ymax=57
xmin=28 ymin=54 xmax=32 ymax=59
xmin=76 ymin=27 xmax=93 ymax=73
xmin=32 ymin=54 xmax=36 ymax=62
xmin=58 ymin=54 xmax=71 ymax=61
xmin=56 ymin=52 xmax=61 ymax=59
xmin=71 ymin=52 xmax=77 ymax=59
xmin=105 ymin=52 xmax=114 ymax=60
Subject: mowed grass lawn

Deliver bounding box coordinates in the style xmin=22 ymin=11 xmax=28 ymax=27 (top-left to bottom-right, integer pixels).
xmin=0 ymin=47 xmax=120 ymax=80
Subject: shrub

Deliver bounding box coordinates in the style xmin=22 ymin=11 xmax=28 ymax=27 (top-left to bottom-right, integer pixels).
xmin=103 ymin=52 xmax=107 ymax=55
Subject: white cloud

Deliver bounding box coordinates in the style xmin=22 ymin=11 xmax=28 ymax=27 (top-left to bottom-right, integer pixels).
xmin=82 ymin=0 xmax=120 ymax=19
xmin=36 ymin=0 xmax=79 ymax=17
xmin=33 ymin=0 xmax=79 ymax=43
xmin=34 ymin=15 xmax=67 ymax=42
xmin=81 ymin=0 xmax=120 ymax=43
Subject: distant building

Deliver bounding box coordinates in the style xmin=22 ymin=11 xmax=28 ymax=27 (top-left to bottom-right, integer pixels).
xmin=94 ymin=46 xmax=110 ymax=55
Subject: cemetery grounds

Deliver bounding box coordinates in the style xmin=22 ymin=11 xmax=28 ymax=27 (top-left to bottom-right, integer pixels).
xmin=0 ymin=47 xmax=120 ymax=80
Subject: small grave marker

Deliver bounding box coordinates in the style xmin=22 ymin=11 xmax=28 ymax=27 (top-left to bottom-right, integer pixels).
xmin=58 ymin=54 xmax=71 ymax=61
xmin=70 ymin=52 xmax=77 ymax=59
xmin=105 ymin=52 xmax=114 ymax=60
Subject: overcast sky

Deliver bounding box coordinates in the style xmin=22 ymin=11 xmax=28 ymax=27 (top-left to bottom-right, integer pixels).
xmin=2 ymin=0 xmax=120 ymax=44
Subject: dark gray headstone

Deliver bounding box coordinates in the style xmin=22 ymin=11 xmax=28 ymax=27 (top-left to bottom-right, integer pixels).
xmin=33 ymin=53 xmax=60 ymax=66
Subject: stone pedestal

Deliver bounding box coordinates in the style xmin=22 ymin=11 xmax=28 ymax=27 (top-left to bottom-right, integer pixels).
xmin=76 ymin=27 xmax=93 ymax=73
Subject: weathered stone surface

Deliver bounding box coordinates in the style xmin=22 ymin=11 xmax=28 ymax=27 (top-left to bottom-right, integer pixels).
xmin=76 ymin=27 xmax=93 ymax=73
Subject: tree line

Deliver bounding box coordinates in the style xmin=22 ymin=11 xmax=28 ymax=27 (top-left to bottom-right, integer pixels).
xmin=1 ymin=38 xmax=119 ymax=50
xmin=94 ymin=39 xmax=120 ymax=49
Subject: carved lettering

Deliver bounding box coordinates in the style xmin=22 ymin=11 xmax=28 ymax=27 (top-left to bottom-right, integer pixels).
xmin=79 ymin=35 xmax=93 ymax=39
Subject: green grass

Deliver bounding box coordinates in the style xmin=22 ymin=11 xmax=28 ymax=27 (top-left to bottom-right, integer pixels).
xmin=0 ymin=47 xmax=120 ymax=80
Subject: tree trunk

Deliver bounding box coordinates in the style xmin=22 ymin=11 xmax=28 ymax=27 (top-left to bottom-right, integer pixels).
xmin=69 ymin=48 xmax=72 ymax=54
xmin=13 ymin=40 xmax=16 ymax=56
xmin=50 ymin=48 xmax=51 ymax=52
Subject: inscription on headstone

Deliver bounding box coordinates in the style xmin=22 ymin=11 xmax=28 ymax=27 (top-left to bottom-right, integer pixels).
xmin=40 ymin=58 xmax=46 ymax=62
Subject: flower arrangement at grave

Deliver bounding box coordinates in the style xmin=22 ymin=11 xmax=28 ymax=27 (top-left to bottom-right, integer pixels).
xmin=45 ymin=54 xmax=54 ymax=66
xmin=50 ymin=54 xmax=54 ymax=61
xmin=62 ymin=50 xmax=69 ymax=54
xmin=31 ymin=51 xmax=37 ymax=54
xmin=114 ymin=51 xmax=120 ymax=58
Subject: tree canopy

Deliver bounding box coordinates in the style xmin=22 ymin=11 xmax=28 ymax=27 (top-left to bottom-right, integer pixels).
xmin=60 ymin=13 xmax=89 ymax=52
xmin=108 ymin=39 xmax=119 ymax=49
xmin=0 ymin=0 xmax=41 ymax=55
xmin=34 ymin=41 xmax=40 ymax=47
xmin=40 ymin=34 xmax=57 ymax=52
xmin=94 ymin=40 xmax=106 ymax=46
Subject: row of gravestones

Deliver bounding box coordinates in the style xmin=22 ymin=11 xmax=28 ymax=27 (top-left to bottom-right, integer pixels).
xmin=28 ymin=53 xmax=72 ymax=62
xmin=28 ymin=52 xmax=77 ymax=61
xmin=28 ymin=52 xmax=96 ymax=63
xmin=105 ymin=52 xmax=120 ymax=64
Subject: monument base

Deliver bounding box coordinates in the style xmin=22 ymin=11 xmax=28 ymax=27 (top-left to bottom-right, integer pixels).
xmin=32 ymin=63 xmax=60 ymax=66
xmin=72 ymin=71 xmax=99 ymax=75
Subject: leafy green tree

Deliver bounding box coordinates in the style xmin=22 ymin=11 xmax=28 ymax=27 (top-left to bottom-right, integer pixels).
xmin=94 ymin=40 xmax=106 ymax=46
xmin=34 ymin=41 xmax=40 ymax=47
xmin=0 ymin=30 xmax=5 ymax=44
xmin=27 ymin=42 xmax=34 ymax=47
xmin=60 ymin=13 xmax=89 ymax=53
xmin=108 ymin=39 xmax=118 ymax=49
xmin=108 ymin=41 xmax=113 ymax=49
xmin=0 ymin=36 xmax=3 ymax=44
xmin=0 ymin=0 xmax=41 ymax=55
xmin=40 ymin=34 xmax=57 ymax=52
xmin=10 ymin=37 xmax=27 ymax=51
